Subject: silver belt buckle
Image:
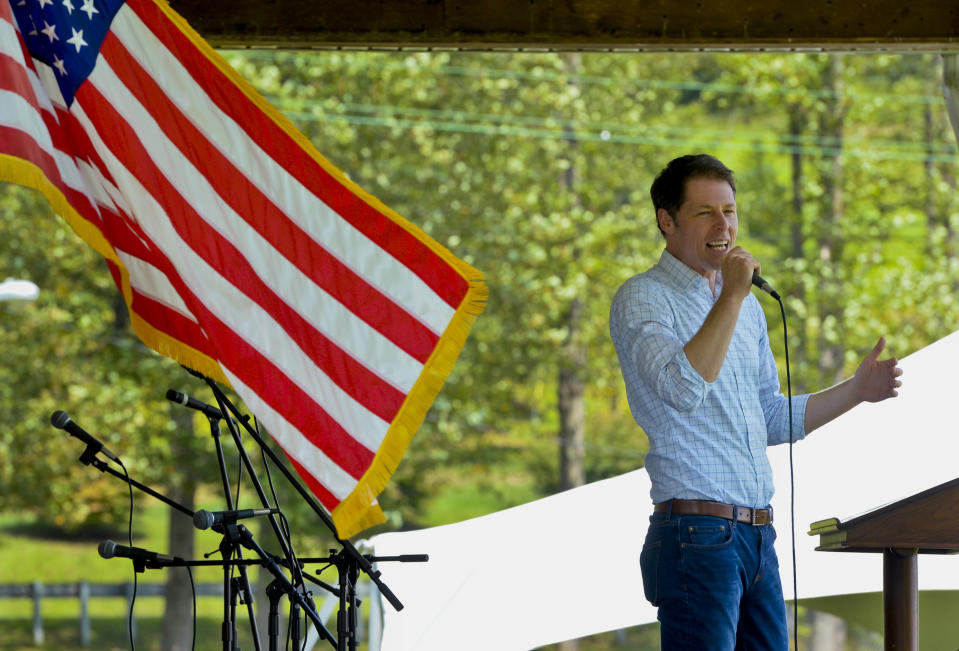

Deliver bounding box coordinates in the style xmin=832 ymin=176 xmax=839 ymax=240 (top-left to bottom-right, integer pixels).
xmin=752 ymin=506 xmax=772 ymax=525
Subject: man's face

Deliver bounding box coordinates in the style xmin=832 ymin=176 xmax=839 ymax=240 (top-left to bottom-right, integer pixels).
xmin=658 ymin=176 xmax=738 ymax=278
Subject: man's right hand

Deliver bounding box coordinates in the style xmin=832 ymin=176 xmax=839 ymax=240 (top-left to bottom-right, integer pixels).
xmin=721 ymin=246 xmax=761 ymax=300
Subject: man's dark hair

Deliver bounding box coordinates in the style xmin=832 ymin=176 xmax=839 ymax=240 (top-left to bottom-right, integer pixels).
xmin=650 ymin=154 xmax=736 ymax=235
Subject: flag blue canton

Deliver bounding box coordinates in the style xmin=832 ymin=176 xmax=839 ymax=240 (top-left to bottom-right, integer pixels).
xmin=11 ymin=0 xmax=124 ymax=105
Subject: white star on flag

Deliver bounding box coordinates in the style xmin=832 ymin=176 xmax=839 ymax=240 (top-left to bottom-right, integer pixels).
xmin=52 ymin=54 xmax=66 ymax=75
xmin=79 ymin=0 xmax=97 ymax=20
xmin=36 ymin=0 xmax=52 ymax=8
xmin=40 ymin=19 xmax=56 ymax=41
xmin=62 ymin=0 xmax=74 ymax=14
xmin=66 ymin=25 xmax=85 ymax=51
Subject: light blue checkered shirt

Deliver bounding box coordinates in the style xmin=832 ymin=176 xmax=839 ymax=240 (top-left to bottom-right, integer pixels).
xmin=609 ymin=250 xmax=809 ymax=508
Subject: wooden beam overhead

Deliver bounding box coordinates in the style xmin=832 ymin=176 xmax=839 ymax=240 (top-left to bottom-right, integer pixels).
xmin=170 ymin=0 xmax=959 ymax=51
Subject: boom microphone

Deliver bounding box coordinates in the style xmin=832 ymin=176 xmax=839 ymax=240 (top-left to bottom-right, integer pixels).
xmin=752 ymin=271 xmax=781 ymax=300
xmin=193 ymin=508 xmax=279 ymax=531
xmin=50 ymin=410 xmax=121 ymax=462
xmin=98 ymin=539 xmax=178 ymax=565
xmin=166 ymin=390 xmax=227 ymax=420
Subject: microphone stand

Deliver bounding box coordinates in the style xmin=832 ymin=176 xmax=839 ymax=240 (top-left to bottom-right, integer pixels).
xmin=200 ymin=383 xmax=335 ymax=649
xmin=201 ymin=378 xmax=408 ymax=609
xmin=63 ymin=361 xmax=425 ymax=651
xmin=63 ymin=412 xmax=336 ymax=650
xmin=204 ymin=414 xmax=262 ymax=651
xmin=67 ymin=437 xmax=267 ymax=649
xmin=197 ymin=375 xmax=417 ymax=650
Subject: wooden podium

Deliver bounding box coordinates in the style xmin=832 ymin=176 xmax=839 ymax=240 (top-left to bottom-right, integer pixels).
xmin=809 ymin=477 xmax=959 ymax=650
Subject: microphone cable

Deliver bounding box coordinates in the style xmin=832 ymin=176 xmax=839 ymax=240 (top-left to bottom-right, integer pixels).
xmin=774 ymin=294 xmax=799 ymax=651
xmin=119 ymin=458 xmax=138 ymax=651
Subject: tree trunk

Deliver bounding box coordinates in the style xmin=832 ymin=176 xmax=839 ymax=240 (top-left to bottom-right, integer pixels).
xmin=559 ymin=297 xmax=587 ymax=490
xmin=789 ymin=108 xmax=806 ymax=263
xmin=556 ymin=52 xmax=586 ymax=651
xmin=816 ymin=56 xmax=848 ymax=385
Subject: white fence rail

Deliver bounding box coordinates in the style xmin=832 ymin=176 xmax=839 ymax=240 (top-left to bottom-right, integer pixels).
xmin=0 ymin=580 xmax=380 ymax=649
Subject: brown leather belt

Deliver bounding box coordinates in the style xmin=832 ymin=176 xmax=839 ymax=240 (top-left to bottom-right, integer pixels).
xmin=654 ymin=499 xmax=773 ymax=525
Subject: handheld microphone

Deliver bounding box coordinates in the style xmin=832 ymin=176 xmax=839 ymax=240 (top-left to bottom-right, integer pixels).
xmin=193 ymin=508 xmax=279 ymax=531
xmin=98 ymin=539 xmax=178 ymax=565
xmin=51 ymin=410 xmax=121 ymax=463
xmin=166 ymin=390 xmax=227 ymax=420
xmin=752 ymin=271 xmax=781 ymax=300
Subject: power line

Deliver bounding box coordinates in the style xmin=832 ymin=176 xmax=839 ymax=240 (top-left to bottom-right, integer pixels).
xmin=272 ymin=105 xmax=959 ymax=164
xmin=269 ymin=97 xmax=958 ymax=158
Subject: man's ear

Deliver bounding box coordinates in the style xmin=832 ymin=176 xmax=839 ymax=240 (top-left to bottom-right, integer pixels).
xmin=657 ymin=208 xmax=677 ymax=234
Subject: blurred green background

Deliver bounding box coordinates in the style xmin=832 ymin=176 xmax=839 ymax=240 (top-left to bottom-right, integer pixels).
xmin=4 ymin=50 xmax=959 ymax=649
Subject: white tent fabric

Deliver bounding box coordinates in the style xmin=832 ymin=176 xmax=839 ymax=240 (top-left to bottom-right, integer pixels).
xmin=370 ymin=329 xmax=959 ymax=650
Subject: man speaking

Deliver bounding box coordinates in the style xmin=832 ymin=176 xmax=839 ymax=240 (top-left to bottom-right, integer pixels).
xmin=609 ymin=154 xmax=902 ymax=649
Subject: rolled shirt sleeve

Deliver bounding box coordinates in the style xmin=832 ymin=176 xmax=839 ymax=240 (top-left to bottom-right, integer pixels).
xmin=619 ymin=297 xmax=711 ymax=413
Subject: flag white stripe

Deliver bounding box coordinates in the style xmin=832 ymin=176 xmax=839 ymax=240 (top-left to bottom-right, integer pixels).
xmin=76 ymin=158 xmax=120 ymax=215
xmin=26 ymin=58 xmax=59 ymax=122
xmin=0 ymin=13 xmax=23 ymax=63
xmin=32 ymin=59 xmax=64 ymax=119
xmin=88 ymin=52 xmax=423 ymax=394
xmin=113 ymin=6 xmax=456 ymax=334
xmin=0 ymin=88 xmax=54 ymax=151
xmin=224 ymin=370 xmax=357 ymax=500
xmin=72 ymin=99 xmax=391 ymax=452
xmin=116 ymin=251 xmax=198 ymax=322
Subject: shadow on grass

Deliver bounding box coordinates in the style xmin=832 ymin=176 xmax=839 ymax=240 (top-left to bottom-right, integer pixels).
xmin=0 ymin=519 xmax=135 ymax=543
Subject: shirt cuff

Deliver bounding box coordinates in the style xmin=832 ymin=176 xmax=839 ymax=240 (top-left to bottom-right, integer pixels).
xmin=773 ymin=392 xmax=811 ymax=444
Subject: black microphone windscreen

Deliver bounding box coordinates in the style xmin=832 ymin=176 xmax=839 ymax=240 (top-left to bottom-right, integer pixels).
xmin=98 ymin=540 xmax=117 ymax=559
xmin=51 ymin=410 xmax=71 ymax=429
xmin=193 ymin=510 xmax=215 ymax=530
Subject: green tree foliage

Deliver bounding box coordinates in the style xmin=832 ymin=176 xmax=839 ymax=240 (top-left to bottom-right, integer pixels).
xmin=3 ymin=51 xmax=958 ymax=535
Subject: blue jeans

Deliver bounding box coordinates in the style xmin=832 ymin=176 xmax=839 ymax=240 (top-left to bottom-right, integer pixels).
xmin=640 ymin=510 xmax=788 ymax=650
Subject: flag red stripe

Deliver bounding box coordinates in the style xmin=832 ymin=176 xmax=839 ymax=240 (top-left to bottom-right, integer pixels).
xmin=99 ymin=31 xmax=440 ymax=364
xmin=104 ymin=260 xmax=213 ymax=355
xmin=0 ymin=125 xmax=103 ymax=226
xmin=52 ymin=104 xmax=117 ymax=188
xmin=287 ymin=454 xmax=341 ymax=512
xmin=130 ymin=291 xmax=211 ymax=353
xmin=130 ymin=0 xmax=469 ymax=309
xmin=205 ymin=317 xmax=376 ymax=479
xmin=0 ymin=51 xmax=38 ymax=104
xmin=76 ymin=82 xmax=409 ymax=422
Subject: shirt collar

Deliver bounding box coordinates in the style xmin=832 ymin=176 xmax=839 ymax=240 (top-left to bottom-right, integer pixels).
xmin=657 ymin=249 xmax=723 ymax=297
xmin=657 ymin=249 xmax=704 ymax=290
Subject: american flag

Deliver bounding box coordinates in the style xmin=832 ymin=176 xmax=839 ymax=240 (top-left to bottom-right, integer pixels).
xmin=0 ymin=0 xmax=485 ymax=538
